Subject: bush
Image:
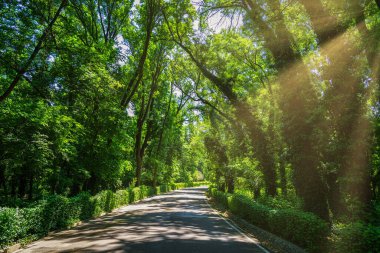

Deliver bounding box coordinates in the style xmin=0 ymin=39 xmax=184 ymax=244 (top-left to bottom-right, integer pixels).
xmin=19 ymin=206 xmax=44 ymax=236
xmin=40 ymin=195 xmax=70 ymax=232
xmin=208 ymin=187 xmax=229 ymax=208
xmin=174 ymin=183 xmax=186 ymax=189
xmin=268 ymin=208 xmax=329 ymax=252
xmin=115 ymin=190 xmax=129 ymax=207
xmin=159 ymin=184 xmax=169 ymax=193
xmin=256 ymin=194 xmax=302 ymax=210
xmin=139 ymin=185 xmax=155 ymax=199
xmin=92 ymin=190 xmax=115 ymax=215
xmin=228 ymin=194 xmax=270 ymax=228
xmin=192 ymin=181 xmax=209 ymax=187
xmin=174 ymin=181 xmax=209 ymax=189
xmin=209 ymin=187 xmax=329 ymax=252
xmin=0 ymin=208 xmax=22 ymax=246
xmin=73 ymin=192 xmax=94 ymax=220
xmin=129 ymin=187 xmax=141 ymax=203
xmin=331 ymin=222 xmax=380 ymax=253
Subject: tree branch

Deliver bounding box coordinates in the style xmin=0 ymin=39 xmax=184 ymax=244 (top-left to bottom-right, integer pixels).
xmin=0 ymin=0 xmax=68 ymax=102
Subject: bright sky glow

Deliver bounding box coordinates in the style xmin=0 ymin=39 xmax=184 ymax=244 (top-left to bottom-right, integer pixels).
xmin=116 ymin=34 xmax=130 ymax=66
xmin=191 ymin=0 xmax=243 ymax=33
xmin=126 ymin=103 xmax=135 ymax=117
xmin=207 ymin=11 xmax=243 ymax=33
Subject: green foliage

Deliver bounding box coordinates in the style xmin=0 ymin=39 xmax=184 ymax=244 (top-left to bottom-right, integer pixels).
xmin=115 ymin=190 xmax=130 ymax=208
xmin=255 ymin=195 xmax=303 ymax=210
xmin=129 ymin=187 xmax=141 ymax=203
xmin=0 ymin=208 xmax=23 ymax=246
xmin=330 ymin=222 xmax=380 ymax=253
xmin=209 ymin=187 xmax=329 ymax=252
xmin=210 ymin=188 xmax=228 ymax=207
xmin=159 ymin=185 xmax=170 ymax=193
xmin=0 ymin=0 xmax=379 ymax=251
xmin=40 ymin=195 xmax=70 ymax=231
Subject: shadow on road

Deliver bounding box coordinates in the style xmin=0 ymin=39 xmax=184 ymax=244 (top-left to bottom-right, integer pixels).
xmin=19 ymin=187 xmax=264 ymax=253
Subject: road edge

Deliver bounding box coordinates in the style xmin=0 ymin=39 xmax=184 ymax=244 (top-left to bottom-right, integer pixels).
xmin=204 ymin=200 xmax=271 ymax=253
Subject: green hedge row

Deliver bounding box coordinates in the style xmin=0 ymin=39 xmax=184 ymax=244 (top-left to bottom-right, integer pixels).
xmin=0 ymin=182 xmax=208 ymax=249
xmin=208 ymin=187 xmax=329 ymax=253
xmin=329 ymin=221 xmax=380 ymax=253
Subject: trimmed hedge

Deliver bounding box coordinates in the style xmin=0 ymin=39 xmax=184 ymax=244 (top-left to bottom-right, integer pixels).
xmin=0 ymin=182 xmax=209 ymax=249
xmin=208 ymin=187 xmax=329 ymax=253
xmin=330 ymin=222 xmax=380 ymax=253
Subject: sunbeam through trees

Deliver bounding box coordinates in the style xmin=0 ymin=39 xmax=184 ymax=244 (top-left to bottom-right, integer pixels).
xmin=0 ymin=0 xmax=379 ymax=252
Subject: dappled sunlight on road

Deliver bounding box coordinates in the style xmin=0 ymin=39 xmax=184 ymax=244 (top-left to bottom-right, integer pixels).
xmin=18 ymin=187 xmax=264 ymax=253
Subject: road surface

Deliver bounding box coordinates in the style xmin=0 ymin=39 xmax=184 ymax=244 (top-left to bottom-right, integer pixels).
xmin=18 ymin=187 xmax=269 ymax=253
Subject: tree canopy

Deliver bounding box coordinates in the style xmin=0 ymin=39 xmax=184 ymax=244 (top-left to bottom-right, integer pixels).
xmin=0 ymin=0 xmax=380 ymax=251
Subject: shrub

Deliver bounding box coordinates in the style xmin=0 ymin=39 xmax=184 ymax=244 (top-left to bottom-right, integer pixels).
xmin=208 ymin=187 xmax=229 ymax=208
xmin=92 ymin=190 xmax=114 ymax=215
xmin=256 ymin=194 xmax=302 ymax=210
xmin=192 ymin=181 xmax=209 ymax=187
xmin=159 ymin=184 xmax=169 ymax=193
xmin=139 ymin=185 xmax=155 ymax=199
xmin=268 ymin=208 xmax=329 ymax=252
xmin=174 ymin=181 xmax=209 ymax=189
xmin=129 ymin=187 xmax=141 ymax=203
xmin=331 ymin=222 xmax=380 ymax=253
xmin=40 ymin=195 xmax=70 ymax=232
xmin=174 ymin=183 xmax=186 ymax=189
xmin=19 ymin=207 xmax=44 ymax=236
xmin=0 ymin=208 xmax=22 ymax=247
xmin=228 ymin=194 xmax=270 ymax=228
xmin=72 ymin=192 xmax=93 ymax=220
xmin=64 ymin=198 xmax=83 ymax=226
xmin=115 ymin=190 xmax=129 ymax=207
xmin=209 ymin=187 xmax=329 ymax=253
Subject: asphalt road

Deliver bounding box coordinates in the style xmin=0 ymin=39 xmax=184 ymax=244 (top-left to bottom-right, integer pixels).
xmin=18 ymin=187 xmax=268 ymax=253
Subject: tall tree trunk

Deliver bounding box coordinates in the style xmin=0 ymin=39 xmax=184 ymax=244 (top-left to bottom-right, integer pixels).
xmin=18 ymin=173 xmax=27 ymax=198
xmin=152 ymin=166 xmax=158 ymax=188
xmin=134 ymin=87 xmax=156 ymax=187
xmin=254 ymin=188 xmax=261 ymax=200
xmin=120 ymin=0 xmax=156 ymax=108
xmin=216 ymin=168 xmax=225 ymax=192
xmin=70 ymin=183 xmax=80 ymax=197
xmin=134 ymin=94 xmax=145 ymax=187
xmin=0 ymin=164 xmax=5 ymax=193
xmin=279 ymin=157 xmax=287 ymax=196
xmin=28 ymin=172 xmax=33 ymax=200
xmin=133 ymin=48 xmax=164 ymax=187
xmin=135 ymin=144 xmax=143 ymax=186
xmin=11 ymin=176 xmax=16 ymax=197
xmin=226 ymin=176 xmax=235 ymax=193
